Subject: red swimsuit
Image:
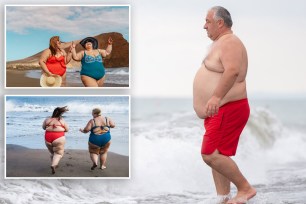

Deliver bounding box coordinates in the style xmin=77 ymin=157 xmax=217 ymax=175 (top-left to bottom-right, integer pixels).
xmin=45 ymin=118 xmax=65 ymax=143
xmin=46 ymin=55 xmax=66 ymax=76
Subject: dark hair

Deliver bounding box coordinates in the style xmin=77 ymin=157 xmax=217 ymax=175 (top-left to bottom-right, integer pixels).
xmin=51 ymin=106 xmax=68 ymax=119
xmin=49 ymin=36 xmax=60 ymax=56
xmin=211 ymin=6 xmax=233 ymax=28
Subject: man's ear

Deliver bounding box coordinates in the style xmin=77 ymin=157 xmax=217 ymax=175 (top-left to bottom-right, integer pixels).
xmin=217 ymin=19 xmax=225 ymax=28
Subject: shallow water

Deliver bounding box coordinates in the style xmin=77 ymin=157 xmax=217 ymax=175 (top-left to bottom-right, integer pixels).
xmin=1 ymin=98 xmax=306 ymax=203
xmin=5 ymin=96 xmax=130 ymax=156
xmin=26 ymin=67 xmax=129 ymax=86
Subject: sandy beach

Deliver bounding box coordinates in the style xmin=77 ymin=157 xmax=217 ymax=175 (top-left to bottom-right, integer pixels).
xmin=6 ymin=70 xmax=40 ymax=87
xmin=6 ymin=70 xmax=128 ymax=87
xmin=6 ymin=144 xmax=129 ymax=178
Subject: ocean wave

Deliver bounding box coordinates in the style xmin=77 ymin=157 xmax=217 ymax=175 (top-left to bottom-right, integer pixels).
xmin=133 ymin=106 xmax=306 ymax=163
xmin=2 ymin=105 xmax=306 ymax=203
xmin=6 ymin=101 xmax=129 ymax=114
xmin=106 ymin=67 xmax=129 ymax=75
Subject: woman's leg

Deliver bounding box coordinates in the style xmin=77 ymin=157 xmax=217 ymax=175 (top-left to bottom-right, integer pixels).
xmin=45 ymin=141 xmax=54 ymax=161
xmin=90 ymin=153 xmax=99 ymax=170
xmin=50 ymin=137 xmax=66 ymax=174
xmin=81 ymin=75 xmax=98 ymax=87
xmin=61 ymin=73 xmax=67 ymax=87
xmin=97 ymin=76 xmax=106 ymax=87
xmin=99 ymin=142 xmax=111 ymax=169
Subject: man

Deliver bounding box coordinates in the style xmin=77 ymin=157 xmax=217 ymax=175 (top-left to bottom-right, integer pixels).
xmin=193 ymin=6 xmax=256 ymax=204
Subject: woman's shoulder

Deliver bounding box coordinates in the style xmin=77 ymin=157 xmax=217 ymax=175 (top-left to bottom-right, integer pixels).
xmin=42 ymin=48 xmax=51 ymax=54
xmin=59 ymin=117 xmax=66 ymax=122
xmin=95 ymin=49 xmax=103 ymax=54
xmin=44 ymin=117 xmax=52 ymax=122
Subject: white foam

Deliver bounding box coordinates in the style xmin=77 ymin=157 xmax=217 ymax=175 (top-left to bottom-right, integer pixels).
xmin=6 ymin=100 xmax=128 ymax=114
xmin=2 ymin=103 xmax=306 ymax=203
xmin=107 ymin=68 xmax=129 ymax=75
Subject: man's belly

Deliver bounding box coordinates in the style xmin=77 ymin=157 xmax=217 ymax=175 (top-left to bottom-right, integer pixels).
xmin=193 ymin=66 xmax=247 ymax=118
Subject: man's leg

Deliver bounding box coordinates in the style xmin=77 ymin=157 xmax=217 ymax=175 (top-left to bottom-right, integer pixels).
xmin=202 ymin=150 xmax=256 ymax=203
xmin=212 ymin=168 xmax=231 ymax=195
xmin=212 ymin=169 xmax=231 ymax=203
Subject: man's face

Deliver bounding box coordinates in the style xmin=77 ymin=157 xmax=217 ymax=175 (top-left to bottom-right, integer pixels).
xmin=204 ymin=10 xmax=220 ymax=41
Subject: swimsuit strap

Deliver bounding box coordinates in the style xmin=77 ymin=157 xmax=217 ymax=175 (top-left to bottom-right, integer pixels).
xmin=92 ymin=118 xmax=97 ymax=127
xmin=46 ymin=118 xmax=54 ymax=127
xmin=104 ymin=117 xmax=111 ymax=128
xmin=58 ymin=119 xmax=65 ymax=128
xmin=46 ymin=118 xmax=65 ymax=129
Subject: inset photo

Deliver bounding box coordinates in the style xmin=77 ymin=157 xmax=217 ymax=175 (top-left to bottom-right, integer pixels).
xmin=5 ymin=95 xmax=130 ymax=178
xmin=5 ymin=5 xmax=130 ymax=88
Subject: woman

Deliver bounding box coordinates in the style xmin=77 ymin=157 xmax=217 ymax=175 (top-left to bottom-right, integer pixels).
xmin=39 ymin=36 xmax=72 ymax=87
xmin=42 ymin=106 xmax=69 ymax=174
xmin=80 ymin=108 xmax=115 ymax=170
xmin=71 ymin=36 xmax=113 ymax=87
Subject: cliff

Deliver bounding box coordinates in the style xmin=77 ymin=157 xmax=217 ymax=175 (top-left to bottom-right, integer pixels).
xmin=6 ymin=32 xmax=129 ymax=70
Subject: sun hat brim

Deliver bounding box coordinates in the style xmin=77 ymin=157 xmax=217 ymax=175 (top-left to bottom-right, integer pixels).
xmin=40 ymin=74 xmax=62 ymax=87
xmin=79 ymin=37 xmax=98 ymax=49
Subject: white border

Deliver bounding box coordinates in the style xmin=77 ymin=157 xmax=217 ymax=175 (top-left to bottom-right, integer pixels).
xmin=4 ymin=95 xmax=131 ymax=179
xmin=4 ymin=4 xmax=131 ymax=89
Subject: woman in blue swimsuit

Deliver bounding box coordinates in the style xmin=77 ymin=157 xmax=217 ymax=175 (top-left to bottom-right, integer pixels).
xmin=80 ymin=108 xmax=115 ymax=170
xmin=71 ymin=36 xmax=113 ymax=87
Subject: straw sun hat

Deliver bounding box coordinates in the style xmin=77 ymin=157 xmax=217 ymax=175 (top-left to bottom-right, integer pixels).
xmin=40 ymin=74 xmax=62 ymax=87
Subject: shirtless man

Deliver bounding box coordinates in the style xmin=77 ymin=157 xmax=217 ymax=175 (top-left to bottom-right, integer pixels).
xmin=193 ymin=6 xmax=256 ymax=204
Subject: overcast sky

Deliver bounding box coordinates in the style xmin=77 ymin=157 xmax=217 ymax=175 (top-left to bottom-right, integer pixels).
xmin=131 ymin=0 xmax=306 ymax=97
xmin=3 ymin=0 xmax=306 ymax=98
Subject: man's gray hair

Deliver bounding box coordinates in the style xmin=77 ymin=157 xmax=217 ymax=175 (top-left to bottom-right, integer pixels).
xmin=211 ymin=6 xmax=233 ymax=28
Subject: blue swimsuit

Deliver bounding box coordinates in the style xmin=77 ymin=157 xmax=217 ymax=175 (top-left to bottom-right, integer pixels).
xmin=80 ymin=51 xmax=105 ymax=80
xmin=89 ymin=117 xmax=111 ymax=147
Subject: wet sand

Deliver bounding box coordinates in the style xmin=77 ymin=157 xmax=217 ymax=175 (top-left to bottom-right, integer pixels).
xmin=6 ymin=70 xmax=128 ymax=87
xmin=6 ymin=70 xmax=40 ymax=87
xmin=6 ymin=144 xmax=129 ymax=178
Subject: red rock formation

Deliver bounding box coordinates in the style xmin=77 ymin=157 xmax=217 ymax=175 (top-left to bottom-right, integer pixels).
xmin=6 ymin=32 xmax=129 ymax=70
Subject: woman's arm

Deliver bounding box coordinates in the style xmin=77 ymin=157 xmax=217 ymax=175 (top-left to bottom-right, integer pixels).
xmin=98 ymin=37 xmax=113 ymax=57
xmin=71 ymin=41 xmax=84 ymax=61
xmin=79 ymin=120 xmax=93 ymax=133
xmin=61 ymin=119 xmax=69 ymax=132
xmin=108 ymin=117 xmax=116 ymax=128
xmin=62 ymin=48 xmax=72 ymax=65
xmin=42 ymin=119 xmax=47 ymax=130
xmin=39 ymin=49 xmax=54 ymax=76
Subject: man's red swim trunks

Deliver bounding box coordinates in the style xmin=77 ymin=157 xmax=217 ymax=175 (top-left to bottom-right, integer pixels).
xmin=201 ymin=98 xmax=250 ymax=156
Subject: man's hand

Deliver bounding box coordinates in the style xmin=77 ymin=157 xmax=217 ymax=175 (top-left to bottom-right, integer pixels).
xmin=205 ymin=96 xmax=221 ymax=117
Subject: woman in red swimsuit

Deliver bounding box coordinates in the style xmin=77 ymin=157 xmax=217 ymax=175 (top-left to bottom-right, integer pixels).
xmin=39 ymin=36 xmax=72 ymax=87
xmin=42 ymin=106 xmax=69 ymax=174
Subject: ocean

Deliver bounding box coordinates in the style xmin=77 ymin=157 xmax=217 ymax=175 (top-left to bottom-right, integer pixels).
xmin=25 ymin=67 xmax=129 ymax=86
xmin=1 ymin=97 xmax=306 ymax=203
xmin=5 ymin=96 xmax=130 ymax=156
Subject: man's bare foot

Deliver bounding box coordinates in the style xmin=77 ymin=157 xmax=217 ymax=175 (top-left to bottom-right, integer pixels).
xmin=217 ymin=194 xmax=231 ymax=204
xmin=91 ymin=164 xmax=98 ymax=170
xmin=226 ymin=187 xmax=256 ymax=204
